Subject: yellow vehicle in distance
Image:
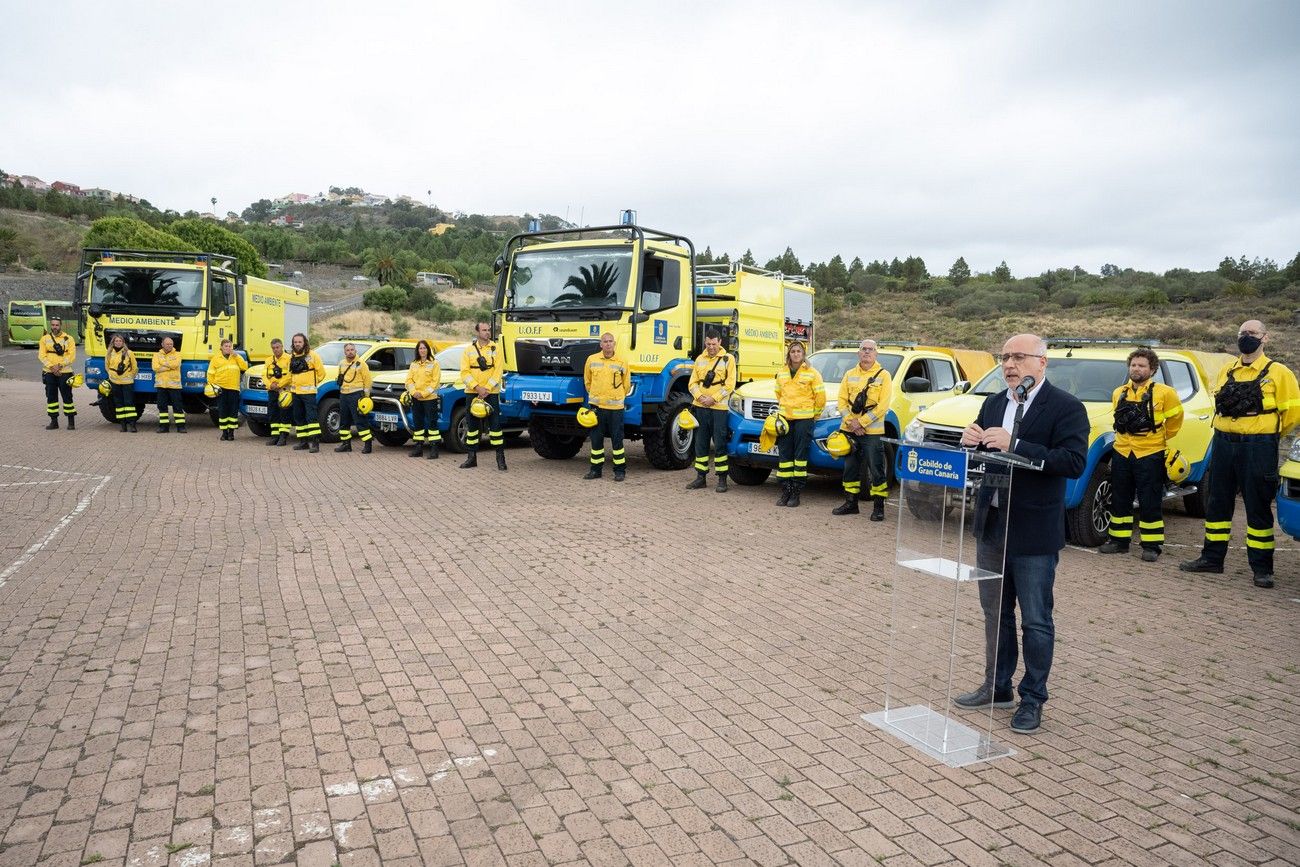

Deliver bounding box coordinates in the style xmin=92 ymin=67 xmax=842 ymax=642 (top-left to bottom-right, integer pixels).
xmin=904 ymin=338 xmax=1234 ymax=546
xmin=7 ymin=300 xmax=79 ymax=345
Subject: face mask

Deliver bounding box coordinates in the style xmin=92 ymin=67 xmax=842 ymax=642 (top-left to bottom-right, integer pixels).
xmin=1238 ymin=334 xmax=1262 ymax=355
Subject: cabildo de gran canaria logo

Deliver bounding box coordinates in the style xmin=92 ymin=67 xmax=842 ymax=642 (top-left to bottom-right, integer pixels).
xmin=907 ymin=448 xmax=919 ymax=473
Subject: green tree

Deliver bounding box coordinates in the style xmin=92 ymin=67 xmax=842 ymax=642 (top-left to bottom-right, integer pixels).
xmin=363 ymin=285 xmax=409 ymax=311
xmin=825 ymin=254 xmax=849 ymax=289
xmin=168 ymin=218 xmax=268 ymax=277
xmin=900 ymin=256 xmax=929 ymax=287
xmin=948 ymin=256 xmax=971 ymax=287
xmin=764 ymin=247 xmax=802 ymax=275
xmin=362 ymin=245 xmax=407 ymax=287
xmin=992 ymin=260 xmax=1012 ymax=282
xmin=83 ymin=217 xmax=192 ymax=252
xmin=0 ymin=226 xmax=20 ymax=265
xmin=740 ymin=249 xmax=757 ymax=267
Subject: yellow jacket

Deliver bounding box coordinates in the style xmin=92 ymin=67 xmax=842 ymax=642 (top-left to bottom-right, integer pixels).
xmin=689 ymin=350 xmax=736 ymax=409
xmin=406 ymin=359 xmax=440 ymax=400
xmin=38 ymin=333 xmax=76 ymax=374
xmin=459 ymin=339 xmax=503 ymax=394
xmin=151 ymin=349 xmax=183 ymax=389
xmin=1212 ymin=355 xmax=1300 ymax=436
xmin=207 ymin=351 xmax=248 ymax=391
xmin=1111 ymin=380 xmax=1183 ymax=458
xmin=338 ymin=358 xmax=373 ymax=395
xmin=106 ymin=346 xmax=138 ymax=385
xmin=838 ymin=362 xmax=893 ymax=435
xmin=775 ymin=362 xmax=826 ymax=420
xmin=264 ymin=351 xmax=292 ymax=391
xmin=584 ymin=352 xmax=630 ymax=410
xmin=288 ymin=350 xmax=325 ymax=394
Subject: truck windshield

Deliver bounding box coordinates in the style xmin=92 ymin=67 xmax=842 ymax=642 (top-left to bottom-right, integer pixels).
xmin=90 ymin=267 xmax=205 ymax=309
xmin=10 ymin=303 xmax=42 ymax=317
xmin=506 ymin=249 xmax=633 ymax=311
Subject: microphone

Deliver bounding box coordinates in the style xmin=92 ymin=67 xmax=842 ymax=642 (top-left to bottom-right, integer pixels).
xmin=1013 ymin=375 xmax=1037 ymax=402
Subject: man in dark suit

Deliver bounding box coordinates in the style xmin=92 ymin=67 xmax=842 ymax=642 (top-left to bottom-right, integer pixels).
xmin=955 ymin=334 xmax=1088 ymax=734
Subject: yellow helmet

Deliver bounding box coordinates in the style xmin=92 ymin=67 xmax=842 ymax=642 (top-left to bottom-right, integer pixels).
xmin=1164 ymin=448 xmax=1190 ymax=484
xmin=576 ymin=407 xmax=598 ymax=428
xmin=826 ymin=430 xmax=852 ymax=458
xmin=763 ymin=413 xmax=790 ymax=438
xmin=70 ymin=374 xmax=84 ymax=389
xmin=278 ymin=390 xmax=293 ymax=408
xmin=97 ymin=380 xmax=111 ymax=397
xmin=470 ymin=397 xmax=493 ymax=418
xmin=676 ymin=408 xmax=698 ymax=431
xmin=203 ymin=383 xmax=221 ymax=399
xmin=399 ymin=390 xmax=413 ymax=407
xmin=357 ymin=396 xmax=374 ymax=415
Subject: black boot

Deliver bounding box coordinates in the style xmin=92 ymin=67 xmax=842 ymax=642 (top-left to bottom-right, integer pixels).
xmin=362 ymin=440 xmax=372 ymax=454
xmin=266 ymin=433 xmax=280 ymax=446
xmin=776 ymin=483 xmax=792 ymax=507
xmin=175 ymin=425 xmax=186 ymax=434
xmin=686 ymin=473 xmax=708 ymax=490
xmin=428 ymin=442 xmax=439 ymax=459
xmin=787 ymin=484 xmax=801 ymax=508
xmin=871 ymin=497 xmax=885 ymax=522
xmin=309 ymin=437 xmax=319 ymax=453
xmin=129 ymin=421 xmax=138 ymax=433
xmin=46 ymin=416 xmax=59 ymax=430
xmin=120 ymin=422 xmax=129 ymax=432
xmin=409 ymin=443 xmax=424 ymax=458
xmin=460 ymin=452 xmax=478 ymax=469
xmin=583 ymin=467 xmax=602 ymax=480
xmin=66 ymin=417 xmax=75 ymax=431
xmin=496 ymin=449 xmax=507 ymax=471
xmin=335 ymin=442 xmax=352 ymax=453
xmin=715 ymin=475 xmax=728 ymax=493
xmin=157 ymin=424 xmax=169 ymax=434
xmin=272 ymin=432 xmax=284 ymax=445
xmin=293 ymin=438 xmax=310 ymax=450
xmin=832 ymin=495 xmax=859 ymax=516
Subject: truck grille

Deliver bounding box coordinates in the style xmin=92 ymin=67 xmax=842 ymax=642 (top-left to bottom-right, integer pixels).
xmin=1287 ymin=477 xmax=1300 ymax=498
xmin=105 ymin=329 xmax=184 ymax=353
xmin=514 ymin=338 xmax=600 ymax=376
xmin=923 ymin=425 xmax=964 ymax=449
xmin=746 ymin=400 xmax=779 ymax=420
xmin=247 ymin=375 xmax=265 ymax=390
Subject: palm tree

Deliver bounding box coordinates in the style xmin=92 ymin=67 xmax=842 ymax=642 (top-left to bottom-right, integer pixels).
xmin=553 ymin=261 xmax=620 ymax=306
xmin=362 ymin=246 xmax=402 ymax=286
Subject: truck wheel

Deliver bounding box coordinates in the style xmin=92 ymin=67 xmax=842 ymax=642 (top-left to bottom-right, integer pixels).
xmin=728 ymin=464 xmax=772 ymax=486
xmin=446 ymin=405 xmax=469 ymax=453
xmin=208 ymin=406 xmax=220 ymax=428
xmin=317 ymin=396 xmax=341 ymax=443
xmin=1183 ymin=465 xmax=1209 ymax=518
xmin=904 ymin=482 xmax=954 ymax=521
xmin=883 ymin=435 xmax=898 ymax=485
xmin=98 ymin=397 xmax=116 ymax=424
xmin=246 ymin=419 xmax=272 ymax=437
xmin=375 ymin=429 xmax=410 ymax=448
xmin=643 ymin=392 xmax=694 ymax=470
xmin=1066 ymin=461 xmax=1112 ymax=547
xmin=135 ymin=398 xmax=149 ymax=422
xmin=529 ymin=417 xmax=584 ymax=460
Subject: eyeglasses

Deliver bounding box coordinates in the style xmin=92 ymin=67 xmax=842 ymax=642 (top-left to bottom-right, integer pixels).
xmin=998 ymin=353 xmax=1044 ymax=364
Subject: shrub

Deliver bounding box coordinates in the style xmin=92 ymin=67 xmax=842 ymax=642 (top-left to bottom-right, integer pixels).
xmin=363 ymin=285 xmax=409 ymax=312
xmin=391 ymin=313 xmax=411 ymax=339
xmin=406 ymin=285 xmax=440 ymax=311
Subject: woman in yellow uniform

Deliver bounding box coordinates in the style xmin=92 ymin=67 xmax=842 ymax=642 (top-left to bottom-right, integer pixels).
xmin=773 ymin=340 xmax=825 ymax=507
xmin=405 ymin=339 xmax=442 ymax=459
xmin=288 ymin=332 xmax=326 ymax=453
xmin=105 ymin=333 xmax=139 ymax=432
xmin=207 ymin=338 xmax=249 ymax=441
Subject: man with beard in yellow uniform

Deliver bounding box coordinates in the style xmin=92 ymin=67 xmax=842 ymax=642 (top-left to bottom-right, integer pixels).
xmin=39 ymin=317 xmax=77 ymax=430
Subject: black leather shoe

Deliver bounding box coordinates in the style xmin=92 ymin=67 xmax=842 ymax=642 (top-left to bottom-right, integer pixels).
xmin=46 ymin=419 xmax=59 ymax=430
xmin=496 ymin=451 xmax=507 ymax=471
xmin=1253 ymin=572 xmax=1274 ymax=588
xmin=613 ymin=471 xmax=625 ymax=482
xmin=1179 ymin=557 xmax=1223 ymax=574
xmin=293 ymin=440 xmax=309 ymax=451
xmin=459 ymin=454 xmax=477 ymax=469
xmin=1098 ymin=541 xmax=1128 ymax=554
xmin=362 ymin=441 xmax=372 ymax=454
xmin=953 ymin=685 xmax=1015 ymax=709
xmin=787 ymin=490 xmax=801 ymax=508
xmin=686 ymin=475 xmax=708 ymax=490
xmin=715 ymin=477 xmax=728 ymax=493
xmin=776 ymin=485 xmax=792 ymax=507
xmin=582 ymin=468 xmax=601 ymax=480
xmin=1140 ymin=549 xmax=1159 ymax=563
xmin=335 ymin=442 xmax=352 ymax=452
xmin=409 ymin=445 xmax=424 ymax=458
xmin=308 ymin=438 xmax=319 ymax=453
xmin=832 ymin=497 xmax=859 ymax=516
xmin=870 ymin=501 xmax=885 ymax=522
xmin=1010 ymin=702 xmax=1042 ymax=734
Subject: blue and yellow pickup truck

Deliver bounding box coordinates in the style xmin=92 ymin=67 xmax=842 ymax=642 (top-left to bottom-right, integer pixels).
xmin=724 ymin=341 xmax=996 ymax=486
xmin=1278 ymin=438 xmax=1300 ymax=541
xmin=905 ymin=338 xmax=1234 ymax=546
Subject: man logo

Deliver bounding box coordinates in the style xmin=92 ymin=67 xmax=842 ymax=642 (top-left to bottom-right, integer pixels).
xmin=907 ymin=448 xmax=918 ymax=474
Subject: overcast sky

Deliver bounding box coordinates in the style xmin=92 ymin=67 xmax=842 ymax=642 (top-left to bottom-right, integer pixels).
xmin=3 ymin=1 xmax=1297 ymax=275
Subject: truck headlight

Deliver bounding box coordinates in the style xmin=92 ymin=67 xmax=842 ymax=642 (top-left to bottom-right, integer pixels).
xmin=904 ymin=418 xmax=925 ymax=443
xmin=1288 ymin=438 xmax=1300 ymax=462
xmin=728 ymin=394 xmax=743 ymax=414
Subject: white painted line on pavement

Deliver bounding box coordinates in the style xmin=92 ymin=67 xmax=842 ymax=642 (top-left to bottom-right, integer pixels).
xmin=0 ymin=473 xmax=111 ymax=589
xmin=0 ymin=463 xmax=104 ymax=478
xmin=0 ymin=480 xmax=74 ymax=487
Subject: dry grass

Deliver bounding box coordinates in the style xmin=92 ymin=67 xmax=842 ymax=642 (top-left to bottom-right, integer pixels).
xmin=312 ymin=309 xmax=473 ymax=343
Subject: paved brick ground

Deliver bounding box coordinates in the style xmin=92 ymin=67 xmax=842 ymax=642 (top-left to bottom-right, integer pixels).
xmin=0 ymin=377 xmax=1296 ymax=867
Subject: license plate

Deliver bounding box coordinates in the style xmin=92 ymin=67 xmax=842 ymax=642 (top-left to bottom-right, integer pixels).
xmin=244 ymin=404 xmax=267 ymax=415
xmin=136 ymin=372 xmax=152 ymax=381
xmin=749 ymin=442 xmax=777 ymax=456
xmin=521 ymin=391 xmax=553 ymax=402
xmin=373 ymin=412 xmax=400 ymax=424
xmin=379 ymin=422 xmax=397 ymax=432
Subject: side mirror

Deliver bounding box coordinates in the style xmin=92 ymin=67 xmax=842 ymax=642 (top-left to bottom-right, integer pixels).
xmin=492 ymin=256 xmax=506 ymax=276
xmin=88 ymin=304 xmax=102 ymax=317
xmin=367 ymin=358 xmax=382 ymax=370
xmin=630 ymin=311 xmax=650 ymax=324
xmin=953 ymin=380 xmax=970 ymax=394
xmin=903 ymin=376 xmax=932 ymax=393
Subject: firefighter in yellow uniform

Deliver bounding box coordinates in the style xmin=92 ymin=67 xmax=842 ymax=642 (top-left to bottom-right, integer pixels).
xmin=335 ymin=342 xmax=374 ymax=454
xmin=687 ymin=330 xmax=737 ymax=492
xmin=105 ymin=333 xmax=139 ymax=432
xmin=833 ymin=339 xmax=894 ymax=520
xmin=405 ymin=339 xmax=442 ymax=459
xmin=583 ymin=332 xmax=631 ymax=482
xmin=207 ymin=339 xmax=248 ymax=441
xmin=774 ymin=340 xmax=826 ymax=507
xmin=1099 ymin=347 xmax=1182 ymax=561
xmin=152 ymin=336 xmax=185 ymax=433
xmin=39 ymin=317 xmax=77 ymax=430
xmin=264 ymin=338 xmax=292 ymax=446
xmin=1181 ymin=319 xmax=1300 ymax=588
xmin=287 ymin=332 xmax=326 ymax=453
xmin=459 ymin=321 xmax=507 ymax=471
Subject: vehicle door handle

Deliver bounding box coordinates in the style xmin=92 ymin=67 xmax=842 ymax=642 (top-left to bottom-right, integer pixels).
xmin=1197 ymin=414 xmax=1210 ymax=420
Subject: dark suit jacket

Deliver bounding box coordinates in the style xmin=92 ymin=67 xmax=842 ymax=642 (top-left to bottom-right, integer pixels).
xmin=974 ymin=379 xmax=1089 ymax=556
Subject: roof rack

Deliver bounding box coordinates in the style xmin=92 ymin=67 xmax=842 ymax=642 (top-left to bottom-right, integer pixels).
xmin=336 ymin=334 xmax=391 ymax=341
xmin=695 ymin=262 xmax=812 ymax=287
xmin=1046 ymin=337 xmax=1160 ymax=349
xmin=79 ymin=248 xmax=238 ymax=273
